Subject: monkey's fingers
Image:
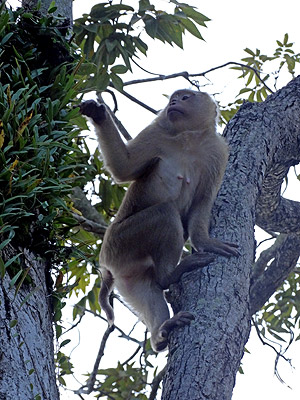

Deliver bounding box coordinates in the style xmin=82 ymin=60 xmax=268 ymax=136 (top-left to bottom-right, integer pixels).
xmin=213 ymin=242 xmax=240 ymax=257
xmin=174 ymin=311 xmax=195 ymax=327
xmin=79 ymin=100 xmax=106 ymax=124
xmin=198 ymin=238 xmax=240 ymax=257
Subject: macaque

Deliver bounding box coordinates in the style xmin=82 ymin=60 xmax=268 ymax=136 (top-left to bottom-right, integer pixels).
xmin=79 ymin=89 xmax=238 ymax=352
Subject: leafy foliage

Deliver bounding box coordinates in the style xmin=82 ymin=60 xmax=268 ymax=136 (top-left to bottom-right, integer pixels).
xmin=0 ymin=4 xmax=89 ymax=261
xmin=220 ymin=33 xmax=300 ymax=124
xmin=74 ymin=0 xmax=209 ymax=92
xmin=95 ymin=363 xmax=148 ymax=399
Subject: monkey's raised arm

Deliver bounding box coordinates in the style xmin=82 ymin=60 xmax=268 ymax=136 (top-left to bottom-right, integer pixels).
xmin=80 ymin=100 xmax=159 ymax=183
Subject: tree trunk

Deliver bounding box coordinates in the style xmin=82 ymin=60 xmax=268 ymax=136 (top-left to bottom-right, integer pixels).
xmin=0 ymin=248 xmax=59 ymax=400
xmin=162 ymin=76 xmax=300 ymax=399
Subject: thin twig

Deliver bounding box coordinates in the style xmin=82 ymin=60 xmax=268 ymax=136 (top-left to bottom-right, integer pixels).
xmin=124 ymin=61 xmax=275 ymax=94
xmin=121 ymin=345 xmax=142 ymax=366
xmin=86 ymin=325 xmax=115 ymax=393
xmin=149 ymin=365 xmax=167 ymax=400
xmin=119 ymin=89 xmax=158 ymax=115
xmin=252 ymin=318 xmax=293 ymax=387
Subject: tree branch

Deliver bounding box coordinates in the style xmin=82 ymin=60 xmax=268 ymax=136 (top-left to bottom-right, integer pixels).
xmin=257 ymin=196 xmax=300 ymax=234
xmin=149 ymin=365 xmax=167 ymax=400
xmin=85 ymin=324 xmax=115 ymax=394
xmin=71 ymin=212 xmax=106 ymax=236
xmin=250 ymin=233 xmax=300 ymax=314
xmin=72 ymin=187 xmax=107 ymax=228
xmin=124 ymin=61 xmax=274 ymax=94
xmin=119 ymin=88 xmax=158 ymax=115
xmin=97 ymin=92 xmax=133 ymax=140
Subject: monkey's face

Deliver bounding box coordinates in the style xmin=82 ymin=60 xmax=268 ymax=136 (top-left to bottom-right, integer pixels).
xmin=165 ymin=90 xmax=217 ymax=132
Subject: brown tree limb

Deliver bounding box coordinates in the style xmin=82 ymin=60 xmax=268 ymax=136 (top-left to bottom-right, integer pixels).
xmin=251 ymin=234 xmax=284 ymax=282
xmin=250 ymin=233 xmax=300 ymax=315
xmin=71 ymin=212 xmax=106 ymax=236
xmin=72 ymin=187 xmax=107 ymax=228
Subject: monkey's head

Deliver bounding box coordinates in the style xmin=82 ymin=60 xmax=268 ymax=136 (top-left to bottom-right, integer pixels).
xmin=159 ymin=89 xmax=218 ymax=134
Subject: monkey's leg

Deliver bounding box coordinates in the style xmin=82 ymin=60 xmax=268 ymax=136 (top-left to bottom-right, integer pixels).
xmin=115 ymin=275 xmax=171 ymax=352
xmin=123 ymin=278 xmax=194 ymax=352
xmin=101 ymin=202 xmax=185 ymax=276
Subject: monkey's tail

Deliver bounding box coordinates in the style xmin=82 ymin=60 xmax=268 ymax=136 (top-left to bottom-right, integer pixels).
xmin=99 ymin=268 xmax=115 ymax=326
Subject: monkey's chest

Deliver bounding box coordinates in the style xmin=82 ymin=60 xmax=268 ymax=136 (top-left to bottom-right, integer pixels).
xmin=154 ymin=156 xmax=198 ymax=211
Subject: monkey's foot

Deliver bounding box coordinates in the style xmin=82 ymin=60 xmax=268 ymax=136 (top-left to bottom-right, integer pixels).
xmin=79 ymin=100 xmax=106 ymax=124
xmin=197 ymin=238 xmax=240 ymax=257
xmin=152 ymin=311 xmax=194 ymax=352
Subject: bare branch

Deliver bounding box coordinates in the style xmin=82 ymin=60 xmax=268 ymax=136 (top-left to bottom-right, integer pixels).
xmin=124 ymin=61 xmax=275 ymax=94
xmin=149 ymin=365 xmax=167 ymax=400
xmin=252 ymin=318 xmax=293 ymax=384
xmin=250 ymin=233 xmax=300 ymax=314
xmin=251 ymin=234 xmax=284 ymax=282
xmin=124 ymin=70 xmax=190 ymax=87
xmin=85 ymin=325 xmax=115 ymax=393
xmin=71 ymin=187 xmax=107 ymax=227
xmin=97 ymin=92 xmax=132 ymax=140
xmin=71 ymin=212 xmax=106 ymax=236
xmin=120 ymin=89 xmax=158 ymax=115
xmin=121 ymin=345 xmax=141 ymax=366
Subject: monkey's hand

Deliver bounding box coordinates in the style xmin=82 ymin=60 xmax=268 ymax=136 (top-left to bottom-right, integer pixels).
xmin=195 ymin=238 xmax=240 ymax=257
xmin=153 ymin=311 xmax=194 ymax=352
xmin=79 ymin=100 xmax=107 ymax=125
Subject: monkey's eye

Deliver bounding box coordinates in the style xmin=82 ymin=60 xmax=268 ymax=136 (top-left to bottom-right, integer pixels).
xmin=182 ymin=95 xmax=190 ymax=101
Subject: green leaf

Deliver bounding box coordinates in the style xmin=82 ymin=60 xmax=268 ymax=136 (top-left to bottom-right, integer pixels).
xmin=94 ymin=70 xmax=110 ymax=91
xmin=60 ymin=339 xmax=71 ymax=348
xmin=246 ymin=70 xmax=254 ymax=86
xmin=9 ymin=270 xmax=23 ymax=288
xmin=144 ymin=16 xmax=158 ymax=38
xmin=0 ymin=238 xmax=11 ymax=251
xmin=179 ymin=17 xmax=203 ymax=40
xmin=1 ymin=32 xmax=13 ymax=45
xmin=179 ymin=5 xmax=210 ymax=27
xmin=110 ymin=65 xmax=128 ymax=74
xmin=4 ymin=253 xmax=22 ymax=268
xmin=0 ymin=256 xmax=5 ymax=278
xmin=134 ymin=37 xmax=148 ymax=55
xmin=9 ymin=319 xmax=18 ymax=328
xmin=244 ymin=47 xmax=255 ymax=56
xmin=47 ymin=1 xmax=57 ymax=13
xmin=110 ymin=73 xmax=124 ymax=92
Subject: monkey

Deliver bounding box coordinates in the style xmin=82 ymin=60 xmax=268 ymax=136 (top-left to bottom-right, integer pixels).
xmin=79 ymin=89 xmax=239 ymax=352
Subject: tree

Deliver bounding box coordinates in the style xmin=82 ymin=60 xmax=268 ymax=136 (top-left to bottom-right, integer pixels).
xmin=0 ymin=1 xmax=299 ymax=399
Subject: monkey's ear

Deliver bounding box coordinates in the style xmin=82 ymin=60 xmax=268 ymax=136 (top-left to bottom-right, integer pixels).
xmin=79 ymin=100 xmax=107 ymax=124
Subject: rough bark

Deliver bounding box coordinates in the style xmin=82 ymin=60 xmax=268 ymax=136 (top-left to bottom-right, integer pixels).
xmin=162 ymin=76 xmax=300 ymax=400
xmin=0 ymin=248 xmax=59 ymax=400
